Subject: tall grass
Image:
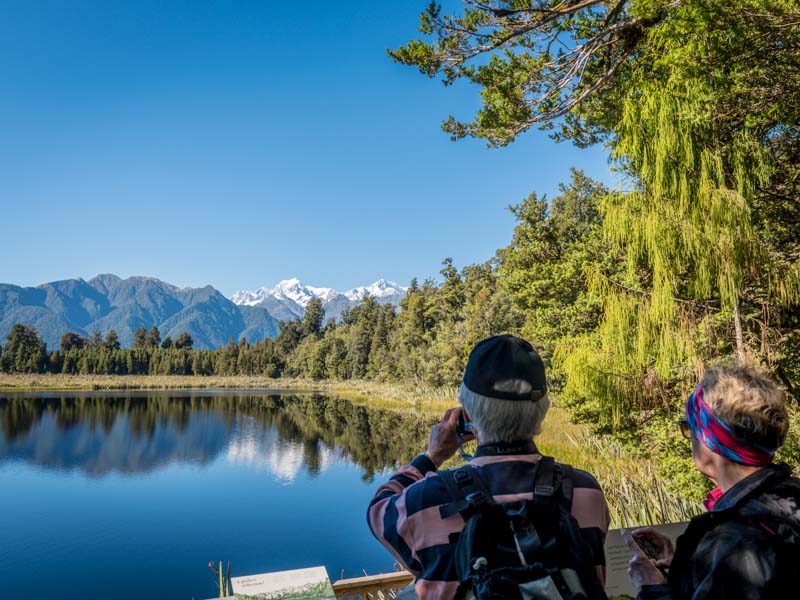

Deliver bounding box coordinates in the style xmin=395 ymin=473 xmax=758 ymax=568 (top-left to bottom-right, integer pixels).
xmin=0 ymin=374 xmax=457 ymax=407
xmin=0 ymin=373 xmax=304 ymax=391
xmin=537 ymin=408 xmax=702 ymax=528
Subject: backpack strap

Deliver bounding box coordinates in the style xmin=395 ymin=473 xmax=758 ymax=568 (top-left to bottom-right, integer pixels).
xmin=559 ymin=464 xmax=575 ymax=513
xmin=439 ymin=466 xmax=495 ymax=519
xmin=534 ymin=456 xmax=556 ymax=494
xmin=531 ymin=459 xmax=609 ymax=599
xmin=532 ymin=456 xmax=563 ymax=515
xmin=501 ymin=456 xmax=560 ymax=563
xmin=532 ymin=456 xmax=577 ymax=512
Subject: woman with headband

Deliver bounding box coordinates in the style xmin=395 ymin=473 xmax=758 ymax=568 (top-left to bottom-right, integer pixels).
xmin=624 ymin=365 xmax=800 ymax=599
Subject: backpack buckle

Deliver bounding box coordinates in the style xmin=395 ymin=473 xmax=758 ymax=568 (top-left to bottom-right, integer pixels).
xmin=466 ymin=491 xmax=489 ymax=507
xmin=535 ymin=484 xmax=555 ymax=497
xmin=454 ymin=469 xmax=473 ymax=486
xmin=471 ymin=557 xmax=488 ymax=572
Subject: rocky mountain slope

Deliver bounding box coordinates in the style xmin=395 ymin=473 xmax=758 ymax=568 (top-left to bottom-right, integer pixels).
xmin=0 ymin=274 xmax=279 ymax=350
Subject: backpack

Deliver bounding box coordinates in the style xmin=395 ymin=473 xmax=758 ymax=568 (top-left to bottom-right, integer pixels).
xmin=437 ymin=457 xmax=608 ymax=600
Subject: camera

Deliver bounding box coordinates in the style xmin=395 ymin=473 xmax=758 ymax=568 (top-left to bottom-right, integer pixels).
xmin=456 ymin=411 xmax=472 ymax=437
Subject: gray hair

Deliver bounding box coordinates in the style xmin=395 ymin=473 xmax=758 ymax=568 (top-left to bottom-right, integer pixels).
xmin=458 ymin=383 xmax=550 ymax=444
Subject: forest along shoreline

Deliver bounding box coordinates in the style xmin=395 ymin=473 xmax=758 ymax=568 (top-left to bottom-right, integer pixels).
xmin=0 ymin=373 xmax=702 ymax=528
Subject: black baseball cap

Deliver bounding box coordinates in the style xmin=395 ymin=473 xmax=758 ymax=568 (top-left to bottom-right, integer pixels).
xmin=462 ymin=334 xmax=547 ymax=401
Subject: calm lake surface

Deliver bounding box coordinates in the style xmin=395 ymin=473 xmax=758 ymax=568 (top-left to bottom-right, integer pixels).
xmin=0 ymin=391 xmax=430 ymax=600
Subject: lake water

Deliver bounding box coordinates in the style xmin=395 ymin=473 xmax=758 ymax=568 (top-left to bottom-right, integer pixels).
xmin=0 ymin=391 xmax=430 ymax=600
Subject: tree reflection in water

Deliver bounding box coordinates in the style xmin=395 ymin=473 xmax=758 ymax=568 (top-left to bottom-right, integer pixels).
xmin=0 ymin=392 xmax=430 ymax=480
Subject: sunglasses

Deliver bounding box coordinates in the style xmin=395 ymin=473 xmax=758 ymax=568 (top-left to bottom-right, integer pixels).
xmin=677 ymin=418 xmax=691 ymax=440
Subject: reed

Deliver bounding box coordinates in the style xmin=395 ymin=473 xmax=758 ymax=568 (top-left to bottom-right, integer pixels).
xmin=536 ymin=410 xmax=703 ymax=527
xmin=0 ymin=373 xmax=312 ymax=392
xmin=208 ymin=560 xmax=232 ymax=598
xmin=0 ymin=374 xmax=455 ymax=406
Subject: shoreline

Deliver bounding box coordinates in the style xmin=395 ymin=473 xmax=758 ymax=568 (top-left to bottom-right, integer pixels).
xmin=0 ymin=373 xmax=457 ymax=413
xmin=0 ymin=373 xmax=337 ymax=391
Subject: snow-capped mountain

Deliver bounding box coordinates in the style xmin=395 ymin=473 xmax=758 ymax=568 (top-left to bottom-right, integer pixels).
xmin=344 ymin=279 xmax=406 ymax=302
xmin=272 ymin=278 xmax=337 ymax=308
xmin=231 ymin=278 xmax=407 ymax=322
xmin=231 ymin=279 xmax=336 ymax=308
xmin=230 ymin=288 xmax=271 ymax=306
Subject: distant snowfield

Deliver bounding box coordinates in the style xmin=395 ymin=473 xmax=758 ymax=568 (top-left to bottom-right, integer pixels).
xmin=231 ymin=278 xmax=407 ymax=320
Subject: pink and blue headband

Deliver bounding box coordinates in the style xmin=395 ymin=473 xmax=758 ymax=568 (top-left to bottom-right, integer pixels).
xmin=685 ymin=382 xmax=776 ymax=466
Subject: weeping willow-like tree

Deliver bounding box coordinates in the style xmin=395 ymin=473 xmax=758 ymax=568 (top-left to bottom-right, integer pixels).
xmin=558 ymin=5 xmax=800 ymax=429
xmin=559 ymin=84 xmax=781 ymax=427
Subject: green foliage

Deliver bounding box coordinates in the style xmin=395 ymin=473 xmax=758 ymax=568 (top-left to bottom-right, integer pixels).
xmin=1 ymin=324 xmax=48 ymax=373
xmin=389 ymin=0 xmax=663 ymax=146
xmin=498 ymin=169 xmax=609 ymax=389
xmin=174 ymin=332 xmax=194 ymax=350
xmin=777 ymin=406 xmax=800 ymax=473
xmin=133 ymin=327 xmax=148 ymax=349
xmin=146 ymin=326 xmax=161 ymax=349
xmin=27 ymin=329 xmax=49 ymax=371
xmin=89 ymin=330 xmax=103 ymax=349
xmin=104 ymin=330 xmax=121 ymax=351
xmin=274 ymin=320 xmax=303 ymax=363
xmin=302 ymin=298 xmax=325 ymax=338
xmin=559 ymin=2 xmax=800 ymax=441
xmin=2 ymin=326 xmax=274 ymax=377
xmin=635 ymin=415 xmax=712 ymax=503
xmin=60 ymin=332 xmax=88 ymax=353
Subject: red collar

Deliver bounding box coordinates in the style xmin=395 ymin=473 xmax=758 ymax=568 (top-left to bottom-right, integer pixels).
xmin=703 ymin=486 xmax=724 ymax=511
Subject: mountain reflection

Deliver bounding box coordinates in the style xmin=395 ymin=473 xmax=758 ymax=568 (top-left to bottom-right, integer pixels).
xmin=0 ymin=392 xmax=429 ymax=479
xmin=226 ymin=419 xmax=344 ymax=483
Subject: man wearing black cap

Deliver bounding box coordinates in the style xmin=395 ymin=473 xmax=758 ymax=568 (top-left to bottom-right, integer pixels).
xmin=367 ymin=335 xmax=610 ymax=600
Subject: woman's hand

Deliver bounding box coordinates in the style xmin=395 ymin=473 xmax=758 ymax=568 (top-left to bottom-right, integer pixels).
xmin=622 ymin=529 xmax=668 ymax=589
xmin=425 ymin=407 xmax=474 ymax=467
xmin=632 ymin=527 xmax=675 ymax=569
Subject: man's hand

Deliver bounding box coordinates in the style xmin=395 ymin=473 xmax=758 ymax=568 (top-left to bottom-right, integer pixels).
xmin=425 ymin=407 xmax=474 ymax=467
xmin=632 ymin=527 xmax=675 ymax=569
xmin=622 ymin=529 xmax=668 ymax=589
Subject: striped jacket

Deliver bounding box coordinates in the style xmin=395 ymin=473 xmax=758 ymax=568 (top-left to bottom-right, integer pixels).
xmin=367 ymin=443 xmax=610 ymax=600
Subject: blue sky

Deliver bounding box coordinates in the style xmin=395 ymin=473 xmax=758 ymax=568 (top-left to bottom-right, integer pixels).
xmin=0 ymin=1 xmax=612 ymax=296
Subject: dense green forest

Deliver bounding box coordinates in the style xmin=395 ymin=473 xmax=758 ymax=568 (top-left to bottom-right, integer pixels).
xmin=2 ymin=0 xmax=799 ymax=493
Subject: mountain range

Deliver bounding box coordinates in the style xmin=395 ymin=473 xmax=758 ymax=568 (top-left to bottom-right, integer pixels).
xmin=231 ymin=278 xmax=406 ymax=322
xmin=0 ymin=274 xmax=406 ymax=351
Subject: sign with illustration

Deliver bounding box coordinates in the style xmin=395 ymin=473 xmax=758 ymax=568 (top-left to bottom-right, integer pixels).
xmin=232 ymin=566 xmax=336 ymax=600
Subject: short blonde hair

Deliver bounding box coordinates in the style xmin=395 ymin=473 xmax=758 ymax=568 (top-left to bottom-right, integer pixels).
xmin=458 ymin=383 xmax=550 ymax=444
xmin=703 ymin=365 xmax=789 ymax=449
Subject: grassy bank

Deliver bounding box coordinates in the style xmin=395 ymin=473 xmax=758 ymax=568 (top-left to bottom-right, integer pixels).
xmin=0 ymin=372 xmax=701 ymax=526
xmin=0 ymin=373 xmax=449 ymax=400
xmin=0 ymin=373 xmax=316 ymax=392
xmin=0 ymin=374 xmax=459 ymax=419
